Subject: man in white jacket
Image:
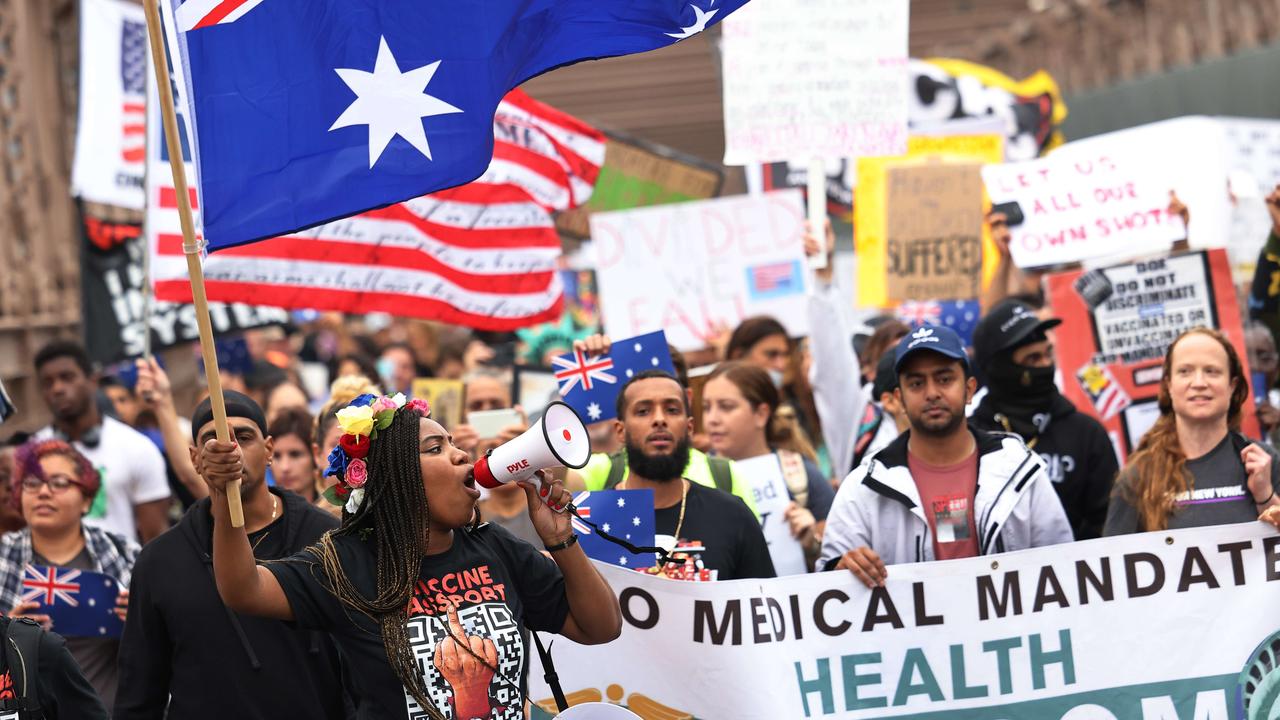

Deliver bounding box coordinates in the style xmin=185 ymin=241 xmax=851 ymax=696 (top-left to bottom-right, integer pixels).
xmin=819 ymin=324 xmax=1072 ymax=587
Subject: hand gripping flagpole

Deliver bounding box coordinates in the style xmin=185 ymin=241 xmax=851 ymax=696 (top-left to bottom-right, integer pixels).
xmin=142 ymin=0 xmax=245 ymax=528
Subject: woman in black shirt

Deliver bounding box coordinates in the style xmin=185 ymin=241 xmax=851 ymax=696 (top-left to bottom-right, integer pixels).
xmin=196 ymin=394 xmax=620 ymax=720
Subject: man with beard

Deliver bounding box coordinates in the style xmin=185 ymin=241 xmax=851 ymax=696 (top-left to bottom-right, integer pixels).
xmin=970 ymin=300 xmax=1118 ymax=540
xmin=820 ymin=325 xmax=1071 ymax=588
xmin=604 ymin=371 xmax=774 ymax=581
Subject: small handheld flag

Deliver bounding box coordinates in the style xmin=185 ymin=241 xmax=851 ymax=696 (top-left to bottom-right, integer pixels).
xmin=21 ymin=565 xmax=124 ymax=639
xmin=554 ymin=330 xmax=675 ymax=423
xmin=570 ymin=490 xmax=656 ymax=569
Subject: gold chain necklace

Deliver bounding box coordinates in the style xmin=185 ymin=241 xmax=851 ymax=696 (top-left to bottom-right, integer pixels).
xmin=250 ymin=494 xmax=279 ymax=553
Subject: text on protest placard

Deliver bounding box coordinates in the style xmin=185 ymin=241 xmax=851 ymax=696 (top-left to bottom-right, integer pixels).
xmin=885 ymin=162 xmax=984 ymax=303
xmin=591 ymin=191 xmax=810 ymax=351
xmin=982 ymin=151 xmax=1186 ymax=269
xmin=531 ymin=524 xmax=1280 ymax=719
xmin=735 ymin=455 xmax=807 ymax=576
xmin=720 ymin=0 xmax=908 ymax=165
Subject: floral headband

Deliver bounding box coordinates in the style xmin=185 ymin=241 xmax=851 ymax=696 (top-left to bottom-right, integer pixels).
xmin=322 ymin=392 xmax=431 ymax=514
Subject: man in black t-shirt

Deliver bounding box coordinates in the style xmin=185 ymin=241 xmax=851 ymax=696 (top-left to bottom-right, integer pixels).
xmin=610 ymin=370 xmax=774 ymax=581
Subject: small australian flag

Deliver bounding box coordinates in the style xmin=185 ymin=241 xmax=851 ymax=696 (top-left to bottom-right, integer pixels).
xmin=21 ymin=565 xmax=123 ymax=639
xmin=571 ymin=489 xmax=656 ymax=570
xmin=553 ymin=330 xmax=675 ymax=423
xmin=896 ymin=299 xmax=982 ymax=347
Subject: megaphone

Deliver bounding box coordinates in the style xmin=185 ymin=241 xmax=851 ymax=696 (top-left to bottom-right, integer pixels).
xmin=473 ymin=401 xmax=590 ymax=489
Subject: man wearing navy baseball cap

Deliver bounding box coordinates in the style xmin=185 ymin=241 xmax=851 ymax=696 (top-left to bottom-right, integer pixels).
xmin=970 ymin=300 xmax=1118 ymax=540
xmin=819 ymin=324 xmax=1072 ymax=587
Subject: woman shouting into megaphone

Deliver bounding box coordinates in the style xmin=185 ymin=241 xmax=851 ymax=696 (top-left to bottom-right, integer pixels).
xmin=195 ymin=393 xmax=621 ymax=720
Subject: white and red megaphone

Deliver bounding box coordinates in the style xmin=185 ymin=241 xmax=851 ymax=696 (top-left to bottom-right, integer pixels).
xmin=473 ymin=401 xmax=591 ymax=489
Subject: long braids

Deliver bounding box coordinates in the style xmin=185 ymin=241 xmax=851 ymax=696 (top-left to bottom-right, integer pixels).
xmin=309 ymin=406 xmax=442 ymax=719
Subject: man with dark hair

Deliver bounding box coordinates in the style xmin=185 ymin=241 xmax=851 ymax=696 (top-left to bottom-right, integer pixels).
xmin=592 ymin=370 xmax=773 ymax=581
xmin=820 ymin=325 xmax=1072 ymax=587
xmin=115 ymin=390 xmax=347 ymax=720
xmin=969 ymin=300 xmax=1119 ymax=540
xmin=32 ymin=340 xmax=170 ymax=543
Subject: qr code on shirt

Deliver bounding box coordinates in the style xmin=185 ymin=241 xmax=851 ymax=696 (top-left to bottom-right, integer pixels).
xmin=403 ymin=603 xmax=524 ymax=720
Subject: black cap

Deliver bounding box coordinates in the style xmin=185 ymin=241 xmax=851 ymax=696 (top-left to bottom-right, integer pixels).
xmin=872 ymin=352 xmax=898 ymax=399
xmin=972 ymin=300 xmax=1063 ymax=369
xmin=191 ymin=390 xmax=268 ymax=444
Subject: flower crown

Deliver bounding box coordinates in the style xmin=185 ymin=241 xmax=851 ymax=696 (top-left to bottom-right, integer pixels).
xmin=322 ymin=393 xmax=431 ymax=513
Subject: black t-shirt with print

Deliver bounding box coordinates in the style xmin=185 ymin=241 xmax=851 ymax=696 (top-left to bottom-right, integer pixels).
xmin=269 ymin=523 xmax=569 ymax=720
xmin=650 ymin=481 xmax=776 ymax=581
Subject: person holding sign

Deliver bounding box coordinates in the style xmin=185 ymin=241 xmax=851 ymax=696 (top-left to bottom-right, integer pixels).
xmin=1105 ymin=328 xmax=1280 ymax=535
xmin=702 ymin=362 xmax=835 ymax=568
xmin=0 ymin=440 xmax=136 ymax=710
xmin=970 ymin=300 xmax=1119 ymax=540
xmin=819 ymin=325 xmax=1072 ymax=587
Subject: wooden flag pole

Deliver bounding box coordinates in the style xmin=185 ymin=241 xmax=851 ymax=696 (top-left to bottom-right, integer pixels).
xmin=142 ymin=0 xmax=245 ymax=528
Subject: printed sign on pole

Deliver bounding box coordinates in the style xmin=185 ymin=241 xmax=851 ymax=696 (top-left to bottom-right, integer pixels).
xmin=720 ymin=0 xmax=908 ymax=165
xmin=1047 ymin=248 xmax=1257 ymax=460
xmin=591 ymin=191 xmax=810 ymax=351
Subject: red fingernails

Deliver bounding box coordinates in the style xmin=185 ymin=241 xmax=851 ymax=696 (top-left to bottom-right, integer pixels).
xmin=539 ymin=485 xmax=548 ymax=498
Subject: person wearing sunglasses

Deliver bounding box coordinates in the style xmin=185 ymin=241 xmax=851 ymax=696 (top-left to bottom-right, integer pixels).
xmin=0 ymin=440 xmax=137 ymax=711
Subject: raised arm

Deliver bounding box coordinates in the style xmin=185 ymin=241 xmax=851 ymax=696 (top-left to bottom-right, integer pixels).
xmin=194 ymin=439 xmax=295 ymax=620
xmin=135 ymin=358 xmax=208 ymax=501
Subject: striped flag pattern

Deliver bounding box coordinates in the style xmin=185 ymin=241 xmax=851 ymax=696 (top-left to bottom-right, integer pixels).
xmin=174 ymin=0 xmax=267 ymax=31
xmin=148 ymin=87 xmax=604 ymax=330
xmin=119 ymin=19 xmax=147 ymax=163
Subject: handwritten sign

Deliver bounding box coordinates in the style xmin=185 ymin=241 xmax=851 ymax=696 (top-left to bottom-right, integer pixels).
xmin=982 ymin=151 xmax=1186 ymax=268
xmin=733 ymin=455 xmax=807 ymax=577
xmin=885 ymin=162 xmax=984 ymax=302
xmin=410 ymin=378 xmax=464 ymax=431
xmin=591 ymin=191 xmax=809 ymax=351
xmin=721 ymin=0 xmax=908 ymax=164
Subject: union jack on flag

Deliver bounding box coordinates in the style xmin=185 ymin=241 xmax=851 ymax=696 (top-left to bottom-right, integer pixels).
xmin=570 ymin=491 xmax=594 ymax=535
xmin=553 ymin=330 xmax=674 ymax=423
xmin=21 ymin=565 xmax=81 ymax=607
xmin=896 ymin=299 xmax=981 ymax=347
xmin=553 ymin=350 xmax=616 ymax=396
xmin=896 ymin=300 xmax=942 ymax=326
xmin=175 ymin=0 xmax=267 ymax=31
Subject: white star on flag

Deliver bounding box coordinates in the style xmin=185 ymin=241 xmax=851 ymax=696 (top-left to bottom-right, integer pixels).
xmin=619 ymin=557 xmax=629 ymax=566
xmin=330 ymin=36 xmax=463 ymax=168
xmin=587 ymin=402 xmax=602 ymax=421
xmin=602 ymin=523 xmax=611 ymax=533
xmin=632 ymin=516 xmax=641 ymax=526
xmin=617 ymin=497 xmax=626 ymax=508
xmin=666 ymin=4 xmax=719 ymax=39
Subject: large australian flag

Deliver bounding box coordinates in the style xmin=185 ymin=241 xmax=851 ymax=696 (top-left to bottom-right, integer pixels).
xmin=554 ymin=330 xmax=675 ymax=423
xmin=163 ymin=0 xmax=752 ymax=249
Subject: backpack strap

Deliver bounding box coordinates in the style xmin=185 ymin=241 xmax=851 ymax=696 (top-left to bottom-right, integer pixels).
xmin=776 ymin=450 xmax=809 ymax=508
xmin=604 ymin=451 xmax=627 ymax=490
xmin=707 ymin=456 xmax=733 ymax=494
xmin=2 ymin=618 xmax=45 ymax=719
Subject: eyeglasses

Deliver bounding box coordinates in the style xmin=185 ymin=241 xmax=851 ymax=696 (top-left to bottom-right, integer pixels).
xmin=21 ymin=474 xmax=80 ymax=493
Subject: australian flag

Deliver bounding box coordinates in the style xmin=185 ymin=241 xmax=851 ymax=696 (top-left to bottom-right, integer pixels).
xmin=21 ymin=565 xmax=124 ymax=639
xmin=572 ymin=490 xmax=656 ymax=569
xmin=896 ymin=299 xmax=982 ymax=347
xmin=162 ymin=0 xmax=752 ymax=248
xmin=554 ymin=330 xmax=675 ymax=423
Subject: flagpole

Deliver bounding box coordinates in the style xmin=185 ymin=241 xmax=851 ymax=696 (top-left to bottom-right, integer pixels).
xmin=142 ymin=0 xmax=245 ymax=528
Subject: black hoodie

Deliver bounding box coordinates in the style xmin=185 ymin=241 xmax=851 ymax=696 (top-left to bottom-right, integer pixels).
xmin=971 ymin=393 xmax=1119 ymax=540
xmin=114 ymin=489 xmax=347 ymax=720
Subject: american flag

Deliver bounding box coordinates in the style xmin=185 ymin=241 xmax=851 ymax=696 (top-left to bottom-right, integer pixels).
xmin=1077 ymin=363 xmax=1132 ymax=421
xmin=748 ymin=260 xmax=804 ymax=299
xmin=175 ymin=0 xmax=267 ymax=31
xmin=119 ymin=19 xmax=146 ymax=164
xmin=149 ymin=89 xmax=605 ymax=330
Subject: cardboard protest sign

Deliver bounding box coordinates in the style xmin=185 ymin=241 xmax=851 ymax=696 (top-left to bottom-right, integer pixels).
xmin=532 ymin=524 xmax=1280 ymax=719
xmin=884 ymin=162 xmax=984 ymax=303
xmin=855 ymin=135 xmax=1003 ymax=307
xmin=556 ymin=136 xmax=722 ymax=239
xmin=733 ymin=455 xmax=807 ymax=576
xmin=411 ymin=378 xmax=464 ymax=431
xmin=591 ymin=191 xmax=809 ymax=351
xmin=721 ymin=0 xmax=908 ymax=164
xmin=983 ymin=149 xmax=1188 ymax=269
xmin=1047 ymin=249 xmax=1258 ymax=460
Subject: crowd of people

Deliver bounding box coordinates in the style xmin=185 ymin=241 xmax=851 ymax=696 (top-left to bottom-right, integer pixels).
xmin=2 ymin=191 xmax=1280 ymax=717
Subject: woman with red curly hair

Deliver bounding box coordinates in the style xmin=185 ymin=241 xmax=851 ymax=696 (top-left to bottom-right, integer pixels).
xmin=0 ymin=440 xmax=137 ymax=709
xmin=1107 ymin=328 xmax=1280 ymax=534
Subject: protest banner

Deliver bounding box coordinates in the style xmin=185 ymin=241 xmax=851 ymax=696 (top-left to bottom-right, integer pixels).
xmin=1046 ymin=248 xmax=1258 ymax=459
xmin=734 ymin=455 xmax=807 ymax=576
xmin=79 ymin=212 xmax=288 ymax=365
xmin=909 ymin=59 xmax=1066 ymax=162
xmin=556 ymin=135 xmax=723 ymax=240
xmin=982 ymin=148 xmax=1188 ymax=269
xmin=592 ymin=191 xmax=809 ymax=351
xmin=70 ymin=0 xmax=147 ymax=210
xmin=531 ymin=522 xmax=1280 ymax=719
xmin=410 ymin=378 xmax=464 ymax=432
xmin=721 ymin=0 xmax=908 ymax=165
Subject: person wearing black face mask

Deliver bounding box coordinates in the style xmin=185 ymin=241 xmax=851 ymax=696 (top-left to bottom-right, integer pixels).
xmin=970 ymin=300 xmax=1119 ymax=540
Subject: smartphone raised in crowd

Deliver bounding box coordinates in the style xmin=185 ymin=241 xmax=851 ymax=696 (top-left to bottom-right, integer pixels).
xmin=467 ymin=408 xmax=523 ymax=440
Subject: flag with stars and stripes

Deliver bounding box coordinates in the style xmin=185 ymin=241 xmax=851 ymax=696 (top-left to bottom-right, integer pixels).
xmin=554 ymin=330 xmax=675 ymax=423
xmin=896 ymin=299 xmax=981 ymax=347
xmin=571 ymin=490 xmax=656 ymax=569
xmin=21 ymin=565 xmax=124 ymax=639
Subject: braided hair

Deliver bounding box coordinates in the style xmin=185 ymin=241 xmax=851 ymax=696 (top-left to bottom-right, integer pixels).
xmin=307 ymin=404 xmax=476 ymax=719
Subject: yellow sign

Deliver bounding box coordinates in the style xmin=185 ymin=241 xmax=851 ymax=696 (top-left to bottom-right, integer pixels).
xmin=409 ymin=378 xmax=464 ymax=431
